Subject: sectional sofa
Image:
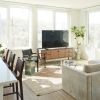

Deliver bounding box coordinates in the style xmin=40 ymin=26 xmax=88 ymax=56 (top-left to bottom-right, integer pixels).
xmin=62 ymin=63 xmax=100 ymax=100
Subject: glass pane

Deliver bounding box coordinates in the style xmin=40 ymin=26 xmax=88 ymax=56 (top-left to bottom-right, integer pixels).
xmin=89 ymin=12 xmax=100 ymax=48
xmin=0 ymin=7 xmax=7 ymax=46
xmin=10 ymin=8 xmax=30 ymax=48
xmin=55 ymin=12 xmax=68 ymax=30
xmin=37 ymin=9 xmax=53 ymax=48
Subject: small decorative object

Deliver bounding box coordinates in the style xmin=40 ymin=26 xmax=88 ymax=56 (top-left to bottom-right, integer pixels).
xmin=25 ymin=59 xmax=35 ymax=75
xmin=71 ymin=26 xmax=86 ymax=60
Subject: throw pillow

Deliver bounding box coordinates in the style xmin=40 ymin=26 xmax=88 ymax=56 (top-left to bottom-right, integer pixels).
xmin=84 ymin=64 xmax=100 ymax=73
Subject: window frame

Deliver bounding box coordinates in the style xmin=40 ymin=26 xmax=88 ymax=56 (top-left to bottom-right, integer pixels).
xmin=37 ymin=6 xmax=70 ymax=48
xmin=87 ymin=10 xmax=100 ymax=48
xmin=0 ymin=3 xmax=32 ymax=50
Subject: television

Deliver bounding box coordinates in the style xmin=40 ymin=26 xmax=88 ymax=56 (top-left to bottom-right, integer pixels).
xmin=42 ymin=30 xmax=69 ymax=48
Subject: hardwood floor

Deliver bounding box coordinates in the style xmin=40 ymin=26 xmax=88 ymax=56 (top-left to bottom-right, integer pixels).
xmin=4 ymin=83 xmax=76 ymax=100
xmin=4 ymin=61 xmax=77 ymax=100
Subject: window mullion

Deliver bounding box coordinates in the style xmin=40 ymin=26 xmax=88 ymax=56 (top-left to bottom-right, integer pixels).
xmin=53 ymin=11 xmax=55 ymax=30
xmin=7 ymin=7 xmax=10 ymax=48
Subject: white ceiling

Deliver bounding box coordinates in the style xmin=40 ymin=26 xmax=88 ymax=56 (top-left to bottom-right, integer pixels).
xmin=3 ymin=0 xmax=100 ymax=9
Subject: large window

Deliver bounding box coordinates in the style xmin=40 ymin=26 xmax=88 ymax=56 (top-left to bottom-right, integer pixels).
xmin=88 ymin=12 xmax=100 ymax=48
xmin=10 ymin=8 xmax=30 ymax=48
xmin=0 ymin=8 xmax=7 ymax=45
xmin=37 ymin=9 xmax=53 ymax=48
xmin=0 ymin=6 xmax=32 ymax=49
xmin=55 ymin=12 xmax=68 ymax=30
xmin=37 ymin=8 xmax=68 ymax=48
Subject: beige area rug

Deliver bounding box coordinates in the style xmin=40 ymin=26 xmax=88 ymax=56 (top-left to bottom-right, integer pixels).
xmin=23 ymin=66 xmax=62 ymax=96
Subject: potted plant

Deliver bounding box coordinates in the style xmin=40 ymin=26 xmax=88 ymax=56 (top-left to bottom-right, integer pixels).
xmin=71 ymin=26 xmax=86 ymax=59
xmin=0 ymin=43 xmax=4 ymax=56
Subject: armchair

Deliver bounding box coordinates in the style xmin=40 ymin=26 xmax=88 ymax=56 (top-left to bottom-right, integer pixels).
xmin=22 ymin=49 xmax=46 ymax=72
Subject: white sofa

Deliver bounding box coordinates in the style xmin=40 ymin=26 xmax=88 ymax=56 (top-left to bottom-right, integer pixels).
xmin=62 ymin=64 xmax=100 ymax=100
xmin=88 ymin=60 xmax=100 ymax=64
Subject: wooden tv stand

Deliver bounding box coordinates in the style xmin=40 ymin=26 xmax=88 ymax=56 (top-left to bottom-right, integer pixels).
xmin=38 ymin=47 xmax=73 ymax=60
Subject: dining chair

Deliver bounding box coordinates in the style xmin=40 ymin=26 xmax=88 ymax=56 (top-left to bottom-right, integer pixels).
xmin=22 ymin=49 xmax=46 ymax=72
xmin=4 ymin=82 xmax=19 ymax=100
xmin=6 ymin=52 xmax=16 ymax=71
xmin=4 ymin=57 xmax=24 ymax=100
xmin=13 ymin=57 xmax=25 ymax=100
xmin=3 ymin=48 xmax=9 ymax=62
xmin=4 ymin=52 xmax=16 ymax=93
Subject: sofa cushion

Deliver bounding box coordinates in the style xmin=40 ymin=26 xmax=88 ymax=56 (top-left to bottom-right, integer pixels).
xmin=84 ymin=64 xmax=100 ymax=73
xmin=88 ymin=60 xmax=100 ymax=64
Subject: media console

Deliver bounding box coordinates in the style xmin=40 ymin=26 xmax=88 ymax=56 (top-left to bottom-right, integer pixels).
xmin=37 ymin=47 xmax=73 ymax=61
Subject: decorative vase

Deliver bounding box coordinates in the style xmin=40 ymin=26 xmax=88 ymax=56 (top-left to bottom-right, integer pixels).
xmin=75 ymin=49 xmax=81 ymax=60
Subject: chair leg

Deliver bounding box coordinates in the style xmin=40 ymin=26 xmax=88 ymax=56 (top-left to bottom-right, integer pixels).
xmin=19 ymin=81 xmax=24 ymax=100
xmin=44 ymin=59 xmax=46 ymax=68
xmin=16 ymin=82 xmax=19 ymax=100
xmin=37 ymin=60 xmax=39 ymax=72
xmin=44 ymin=54 xmax=46 ymax=68
xmin=12 ymin=83 xmax=15 ymax=92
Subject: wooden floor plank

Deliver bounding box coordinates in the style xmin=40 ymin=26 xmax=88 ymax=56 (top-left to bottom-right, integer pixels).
xmin=3 ymin=84 xmax=75 ymax=100
xmin=3 ymin=61 xmax=77 ymax=100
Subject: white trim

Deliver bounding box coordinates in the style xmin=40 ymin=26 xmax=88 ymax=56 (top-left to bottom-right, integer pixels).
xmin=83 ymin=5 xmax=100 ymax=12
xmin=0 ymin=1 xmax=33 ymax=8
xmin=36 ymin=5 xmax=71 ymax=11
xmin=86 ymin=11 xmax=89 ymax=45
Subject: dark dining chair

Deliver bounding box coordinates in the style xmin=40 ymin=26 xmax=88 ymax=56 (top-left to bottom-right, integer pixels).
xmin=22 ymin=49 xmax=46 ymax=72
xmin=6 ymin=52 xmax=16 ymax=71
xmin=13 ymin=57 xmax=25 ymax=100
xmin=4 ymin=57 xmax=24 ymax=100
xmin=4 ymin=52 xmax=16 ymax=93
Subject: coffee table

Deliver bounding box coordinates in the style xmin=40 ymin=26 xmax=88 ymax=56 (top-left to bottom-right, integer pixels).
xmin=62 ymin=59 xmax=87 ymax=67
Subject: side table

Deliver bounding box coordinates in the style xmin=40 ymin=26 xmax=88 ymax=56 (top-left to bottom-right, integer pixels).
xmin=25 ymin=60 xmax=35 ymax=75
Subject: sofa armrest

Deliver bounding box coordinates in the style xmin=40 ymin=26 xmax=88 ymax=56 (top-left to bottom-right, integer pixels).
xmin=88 ymin=71 xmax=100 ymax=100
xmin=62 ymin=65 xmax=100 ymax=100
xmin=62 ymin=65 xmax=91 ymax=100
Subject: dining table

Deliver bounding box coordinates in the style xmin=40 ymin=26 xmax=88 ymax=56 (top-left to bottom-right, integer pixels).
xmin=0 ymin=57 xmax=17 ymax=100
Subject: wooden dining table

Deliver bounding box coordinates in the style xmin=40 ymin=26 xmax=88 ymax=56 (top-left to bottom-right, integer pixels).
xmin=0 ymin=58 xmax=17 ymax=100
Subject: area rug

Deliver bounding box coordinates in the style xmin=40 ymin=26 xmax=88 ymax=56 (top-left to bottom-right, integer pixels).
xmin=23 ymin=66 xmax=62 ymax=96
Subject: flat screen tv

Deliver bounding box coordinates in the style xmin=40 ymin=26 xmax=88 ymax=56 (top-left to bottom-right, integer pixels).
xmin=42 ymin=30 xmax=69 ymax=48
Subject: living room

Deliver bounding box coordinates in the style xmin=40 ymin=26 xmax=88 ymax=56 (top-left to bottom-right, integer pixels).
xmin=1 ymin=0 xmax=100 ymax=100
xmin=0 ymin=0 xmax=99 ymax=60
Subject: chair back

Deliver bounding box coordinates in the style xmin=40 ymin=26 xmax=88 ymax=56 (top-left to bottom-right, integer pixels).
xmin=22 ymin=49 xmax=32 ymax=58
xmin=3 ymin=48 xmax=9 ymax=62
xmin=14 ymin=57 xmax=24 ymax=80
xmin=8 ymin=52 xmax=15 ymax=71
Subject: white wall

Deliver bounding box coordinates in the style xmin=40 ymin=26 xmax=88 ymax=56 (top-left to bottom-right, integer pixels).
xmin=31 ymin=5 xmax=37 ymax=53
xmin=78 ymin=10 xmax=89 ymax=59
